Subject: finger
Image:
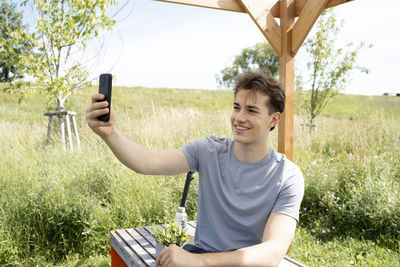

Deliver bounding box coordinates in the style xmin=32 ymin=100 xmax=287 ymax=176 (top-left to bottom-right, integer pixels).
xmin=87 ymin=108 xmax=109 ymax=120
xmin=91 ymin=93 xmax=105 ymax=103
xmin=163 ymin=256 xmax=172 ymax=267
xmin=156 ymin=248 xmax=169 ymax=267
xmin=155 ymin=247 xmax=165 ymax=267
xmin=87 ymin=101 xmax=109 ymax=114
xmin=155 ymin=253 xmax=161 ymax=267
xmin=88 ymin=119 xmax=113 ymax=128
xmin=160 ymin=251 xmax=171 ymax=267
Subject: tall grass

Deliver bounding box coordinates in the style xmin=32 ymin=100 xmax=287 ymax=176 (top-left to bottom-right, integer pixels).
xmin=0 ymin=86 xmax=399 ymax=266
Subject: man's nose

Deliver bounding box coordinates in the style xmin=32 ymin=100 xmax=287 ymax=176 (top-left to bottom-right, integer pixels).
xmin=235 ymin=110 xmax=247 ymax=122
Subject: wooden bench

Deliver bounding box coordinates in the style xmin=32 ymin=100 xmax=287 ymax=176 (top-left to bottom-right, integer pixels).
xmin=110 ymin=221 xmax=305 ymax=267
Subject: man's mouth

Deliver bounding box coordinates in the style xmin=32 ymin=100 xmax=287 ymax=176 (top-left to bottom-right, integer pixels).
xmin=235 ymin=125 xmax=250 ymax=132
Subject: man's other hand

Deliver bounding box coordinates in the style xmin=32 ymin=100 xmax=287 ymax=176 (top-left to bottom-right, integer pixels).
xmin=155 ymin=245 xmax=204 ymax=267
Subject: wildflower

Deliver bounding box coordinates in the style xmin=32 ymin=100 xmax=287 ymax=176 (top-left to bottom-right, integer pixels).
xmin=94 ymin=196 xmax=98 ymax=203
xmin=67 ymin=192 xmax=70 ymax=198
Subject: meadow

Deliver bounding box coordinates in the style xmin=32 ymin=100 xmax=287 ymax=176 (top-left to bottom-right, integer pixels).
xmin=0 ymin=85 xmax=399 ymax=266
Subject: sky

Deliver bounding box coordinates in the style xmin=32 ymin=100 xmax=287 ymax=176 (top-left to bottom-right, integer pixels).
xmin=24 ymin=0 xmax=400 ymax=96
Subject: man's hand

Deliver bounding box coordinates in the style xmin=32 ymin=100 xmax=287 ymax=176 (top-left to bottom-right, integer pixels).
xmin=86 ymin=93 xmax=115 ymax=139
xmin=155 ymin=245 xmax=204 ymax=267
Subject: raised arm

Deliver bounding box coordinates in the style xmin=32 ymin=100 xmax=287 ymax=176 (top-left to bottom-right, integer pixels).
xmin=86 ymin=94 xmax=190 ymax=175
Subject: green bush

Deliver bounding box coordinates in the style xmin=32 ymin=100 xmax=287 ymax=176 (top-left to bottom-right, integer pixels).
xmin=0 ymin=182 xmax=110 ymax=263
xmin=299 ymin=116 xmax=400 ymax=251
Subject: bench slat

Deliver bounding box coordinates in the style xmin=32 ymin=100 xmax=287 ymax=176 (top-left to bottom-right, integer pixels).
xmin=111 ymin=231 xmax=146 ymax=267
xmin=186 ymin=222 xmax=196 ymax=245
xmin=117 ymin=229 xmax=154 ymax=266
xmin=281 ymin=255 xmax=307 ymax=267
xmin=137 ymin=226 xmax=157 ymax=247
xmin=126 ymin=228 xmax=156 ymax=260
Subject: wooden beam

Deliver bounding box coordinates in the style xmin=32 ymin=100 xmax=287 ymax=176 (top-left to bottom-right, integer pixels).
xmin=155 ymin=0 xmax=352 ymax=17
xmin=278 ymin=0 xmax=296 ymax=161
xmin=297 ymin=0 xmax=354 ymax=12
xmin=155 ymin=0 xmax=245 ymax=13
xmin=238 ymin=0 xmax=282 ymax=56
xmin=291 ymin=0 xmax=330 ymax=55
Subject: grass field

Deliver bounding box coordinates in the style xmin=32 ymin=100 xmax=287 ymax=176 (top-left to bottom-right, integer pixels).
xmin=0 ymin=85 xmax=399 ymax=266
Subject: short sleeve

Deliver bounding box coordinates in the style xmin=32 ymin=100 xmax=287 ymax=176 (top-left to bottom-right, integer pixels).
xmin=272 ymin=166 xmax=304 ymax=222
xmin=179 ymin=138 xmax=207 ymax=172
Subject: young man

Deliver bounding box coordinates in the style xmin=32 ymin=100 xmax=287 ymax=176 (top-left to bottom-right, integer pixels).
xmin=86 ymin=70 xmax=304 ymax=267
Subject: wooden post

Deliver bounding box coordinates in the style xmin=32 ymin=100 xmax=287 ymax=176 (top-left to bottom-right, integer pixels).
xmin=71 ymin=114 xmax=81 ymax=151
xmin=59 ymin=115 xmax=66 ymax=151
xmin=46 ymin=116 xmax=53 ymax=146
xmin=65 ymin=114 xmax=73 ymax=151
xmin=278 ymin=0 xmax=295 ymax=161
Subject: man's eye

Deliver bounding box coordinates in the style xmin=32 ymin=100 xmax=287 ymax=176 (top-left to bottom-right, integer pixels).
xmin=249 ymin=109 xmax=256 ymax=113
xmin=233 ymin=106 xmax=239 ymax=110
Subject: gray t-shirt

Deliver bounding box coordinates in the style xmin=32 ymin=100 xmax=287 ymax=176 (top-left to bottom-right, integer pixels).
xmin=179 ymin=136 xmax=304 ymax=252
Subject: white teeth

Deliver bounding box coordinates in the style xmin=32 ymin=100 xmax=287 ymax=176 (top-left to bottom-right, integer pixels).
xmin=236 ymin=125 xmax=248 ymax=130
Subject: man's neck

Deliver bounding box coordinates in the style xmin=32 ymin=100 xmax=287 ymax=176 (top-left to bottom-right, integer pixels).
xmin=233 ymin=140 xmax=270 ymax=164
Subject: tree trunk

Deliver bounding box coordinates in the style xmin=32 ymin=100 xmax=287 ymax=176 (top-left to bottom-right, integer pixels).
xmin=56 ymin=97 xmax=65 ymax=111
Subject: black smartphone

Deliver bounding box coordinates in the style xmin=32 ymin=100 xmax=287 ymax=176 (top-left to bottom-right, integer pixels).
xmin=98 ymin=73 xmax=112 ymax=122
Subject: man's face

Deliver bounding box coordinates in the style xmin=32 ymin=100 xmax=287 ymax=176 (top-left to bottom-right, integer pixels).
xmin=231 ymin=89 xmax=280 ymax=145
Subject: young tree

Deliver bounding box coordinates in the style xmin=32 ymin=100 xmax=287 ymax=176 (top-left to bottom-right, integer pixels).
xmin=0 ymin=0 xmax=32 ymax=82
xmin=297 ymin=10 xmax=369 ymax=126
xmin=217 ymin=42 xmax=279 ymax=88
xmin=7 ymin=0 xmax=117 ymax=110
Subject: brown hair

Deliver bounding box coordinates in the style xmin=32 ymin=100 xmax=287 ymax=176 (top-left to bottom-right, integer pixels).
xmin=233 ymin=69 xmax=285 ymax=131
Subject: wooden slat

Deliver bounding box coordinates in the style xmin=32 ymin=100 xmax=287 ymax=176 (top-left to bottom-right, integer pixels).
xmin=187 ymin=221 xmax=196 ymax=228
xmin=110 ymin=231 xmax=146 ymax=267
xmin=186 ymin=221 xmax=196 ymax=245
xmin=117 ymin=230 xmax=154 ymax=266
xmin=292 ymin=0 xmax=330 ymax=55
xmin=296 ymin=0 xmax=354 ymax=13
xmin=136 ymin=227 xmax=158 ymax=248
xmin=238 ymin=0 xmax=282 ymax=56
xmin=126 ymin=229 xmax=156 ymax=259
xmin=281 ymin=255 xmax=307 ymax=267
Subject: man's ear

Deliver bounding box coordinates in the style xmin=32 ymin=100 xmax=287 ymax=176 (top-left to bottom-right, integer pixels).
xmin=269 ymin=112 xmax=281 ymax=128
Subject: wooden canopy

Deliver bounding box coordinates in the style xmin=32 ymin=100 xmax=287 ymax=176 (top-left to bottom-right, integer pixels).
xmin=157 ymin=0 xmax=353 ymax=161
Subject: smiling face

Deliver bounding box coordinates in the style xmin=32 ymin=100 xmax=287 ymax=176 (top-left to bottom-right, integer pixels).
xmin=231 ymin=88 xmax=280 ymax=146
